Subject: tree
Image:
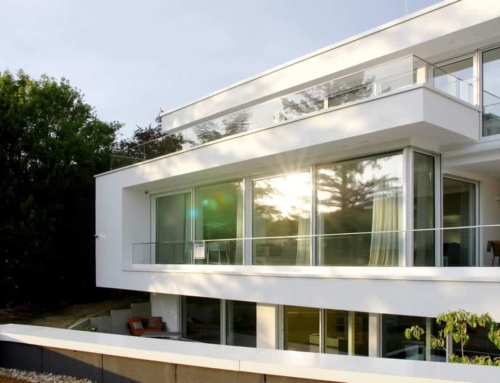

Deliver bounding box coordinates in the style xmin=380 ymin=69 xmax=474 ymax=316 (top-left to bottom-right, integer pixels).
xmin=193 ymin=110 xmax=251 ymax=144
xmin=405 ymin=309 xmax=500 ymax=366
xmin=0 ymin=70 xmax=120 ymax=308
xmin=113 ymin=122 xmax=184 ymax=168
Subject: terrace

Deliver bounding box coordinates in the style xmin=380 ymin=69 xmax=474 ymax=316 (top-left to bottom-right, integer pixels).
xmin=109 ymin=54 xmax=494 ymax=170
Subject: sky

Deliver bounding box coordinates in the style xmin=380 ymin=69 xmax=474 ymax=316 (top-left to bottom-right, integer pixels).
xmin=0 ymin=0 xmax=441 ymax=139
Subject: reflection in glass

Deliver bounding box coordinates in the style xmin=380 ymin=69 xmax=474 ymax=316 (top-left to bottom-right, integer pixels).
xmin=182 ymin=296 xmax=221 ymax=344
xmin=253 ymin=173 xmax=311 ymax=265
xmin=179 ymin=57 xmax=415 ymax=148
xmin=325 ymin=310 xmax=348 ymax=355
xmin=316 ymin=153 xmax=403 ymax=266
xmin=226 ymin=300 xmax=256 ymax=348
xmin=433 ymin=58 xmax=473 ymax=103
xmin=284 ymin=306 xmax=320 ymax=353
xmin=382 ymin=315 xmax=427 ymax=360
xmin=413 ymin=153 xmax=435 ymax=266
xmin=443 ymin=178 xmax=476 ymax=266
xmin=354 ymin=312 xmax=369 ymax=356
xmin=195 ymin=181 xmax=243 ymax=265
xmin=156 ymin=192 xmax=191 ymax=264
xmin=483 ymin=48 xmax=500 ymax=136
xmin=453 ymin=325 xmax=500 ymax=359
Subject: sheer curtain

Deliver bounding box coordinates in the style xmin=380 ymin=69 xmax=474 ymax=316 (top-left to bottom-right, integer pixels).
xmin=296 ymin=216 xmax=310 ymax=265
xmin=368 ymin=179 xmax=400 ymax=266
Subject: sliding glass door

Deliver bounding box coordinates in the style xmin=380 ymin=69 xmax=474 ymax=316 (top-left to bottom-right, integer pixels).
xmin=483 ymin=47 xmax=500 ymax=137
xmin=413 ymin=152 xmax=435 ymax=266
xmin=195 ymin=180 xmax=244 ymax=264
xmin=253 ymin=172 xmax=311 ymax=265
xmin=156 ymin=192 xmax=192 ymax=264
xmin=316 ymin=152 xmax=404 ymax=266
xmin=443 ymin=178 xmax=477 ymax=266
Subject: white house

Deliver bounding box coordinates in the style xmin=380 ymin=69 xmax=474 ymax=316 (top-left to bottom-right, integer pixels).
xmin=95 ymin=0 xmax=500 ymax=379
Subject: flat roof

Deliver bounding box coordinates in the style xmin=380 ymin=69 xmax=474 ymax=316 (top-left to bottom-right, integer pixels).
xmin=159 ymin=0 xmax=458 ymax=118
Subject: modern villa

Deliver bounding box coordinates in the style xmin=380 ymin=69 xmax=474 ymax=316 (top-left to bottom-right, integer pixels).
xmin=93 ymin=0 xmax=500 ymax=380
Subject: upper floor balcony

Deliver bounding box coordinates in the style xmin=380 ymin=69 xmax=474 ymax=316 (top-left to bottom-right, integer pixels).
xmin=109 ymin=54 xmax=492 ymax=171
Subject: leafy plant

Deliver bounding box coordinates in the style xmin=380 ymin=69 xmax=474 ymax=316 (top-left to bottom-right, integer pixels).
xmin=405 ymin=309 xmax=500 ymax=366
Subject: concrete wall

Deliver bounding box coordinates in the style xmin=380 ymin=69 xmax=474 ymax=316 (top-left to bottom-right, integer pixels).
xmin=2 ymin=325 xmax=500 ymax=383
xmin=0 ymin=341 xmax=337 ymax=383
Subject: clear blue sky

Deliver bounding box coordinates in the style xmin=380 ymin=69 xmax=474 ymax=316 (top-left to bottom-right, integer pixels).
xmin=0 ymin=0 xmax=440 ymax=138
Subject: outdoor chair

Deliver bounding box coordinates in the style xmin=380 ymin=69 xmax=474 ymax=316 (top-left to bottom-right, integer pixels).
xmin=127 ymin=316 xmax=166 ymax=336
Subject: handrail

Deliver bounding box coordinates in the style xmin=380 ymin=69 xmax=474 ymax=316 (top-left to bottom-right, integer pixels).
xmin=132 ymin=223 xmax=500 ymax=245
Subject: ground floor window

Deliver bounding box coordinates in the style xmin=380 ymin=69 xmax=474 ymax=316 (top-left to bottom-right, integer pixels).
xmin=284 ymin=305 xmax=368 ymax=355
xmin=226 ymin=300 xmax=257 ymax=347
xmin=182 ymin=296 xmax=256 ymax=347
xmin=382 ymin=314 xmax=445 ymax=362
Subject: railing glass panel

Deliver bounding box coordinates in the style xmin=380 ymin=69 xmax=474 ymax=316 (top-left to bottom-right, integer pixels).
xmin=111 ymin=55 xmax=479 ymax=170
xmin=131 ymin=225 xmax=500 ymax=267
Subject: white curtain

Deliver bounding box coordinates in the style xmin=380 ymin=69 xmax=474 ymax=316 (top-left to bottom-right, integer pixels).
xmin=296 ymin=216 xmax=310 ymax=265
xmin=368 ymin=180 xmax=400 ymax=266
xmin=234 ymin=188 xmax=244 ymax=265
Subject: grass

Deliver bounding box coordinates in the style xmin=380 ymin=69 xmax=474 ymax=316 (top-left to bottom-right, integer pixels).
xmin=0 ymin=293 xmax=148 ymax=328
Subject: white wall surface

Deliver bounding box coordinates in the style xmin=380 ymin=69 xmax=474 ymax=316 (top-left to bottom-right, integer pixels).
xmin=256 ymin=304 xmax=278 ymax=349
xmin=2 ymin=324 xmax=500 ymax=383
xmin=150 ymin=293 xmax=180 ymax=332
xmin=106 ymin=266 xmax=500 ymax=321
xmin=95 ymin=86 xmax=491 ymax=321
xmin=160 ymin=0 xmax=500 ymax=132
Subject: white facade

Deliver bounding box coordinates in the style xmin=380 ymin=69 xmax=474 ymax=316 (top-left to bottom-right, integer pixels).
xmin=96 ymin=0 xmax=500 ymax=380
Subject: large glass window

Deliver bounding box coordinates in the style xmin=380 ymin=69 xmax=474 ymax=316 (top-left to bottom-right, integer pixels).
xmin=382 ymin=315 xmax=428 ymax=360
xmin=483 ymin=48 xmax=500 ymax=136
xmin=156 ymin=192 xmax=192 ymax=264
xmin=443 ymin=178 xmax=476 ymax=266
xmin=325 ymin=309 xmax=348 ymax=355
xmin=433 ymin=58 xmax=474 ymax=104
xmin=284 ymin=305 xmax=320 ymax=353
xmin=195 ymin=180 xmax=243 ymax=264
xmin=382 ymin=314 xmax=446 ymax=362
xmin=353 ymin=312 xmax=369 ymax=356
xmin=285 ymin=306 xmax=369 ymax=355
xmin=413 ymin=153 xmax=435 ymax=266
xmin=253 ymin=172 xmax=311 ymax=265
xmin=316 ymin=153 xmax=404 ymax=266
xmin=454 ymin=325 xmax=500 ymax=359
xmin=226 ymin=300 xmax=257 ymax=348
xmin=182 ymin=296 xmax=221 ymax=344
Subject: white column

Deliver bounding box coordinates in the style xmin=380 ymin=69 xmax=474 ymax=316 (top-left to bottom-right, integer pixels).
xmin=150 ymin=293 xmax=180 ymax=332
xmin=426 ymin=317 xmax=432 ymax=361
xmin=348 ymin=311 xmax=355 ymax=355
xmin=369 ymin=313 xmax=380 ymax=357
xmin=257 ymin=303 xmax=279 ymax=349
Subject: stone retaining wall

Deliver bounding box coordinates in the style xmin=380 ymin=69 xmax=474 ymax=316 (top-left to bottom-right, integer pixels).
xmin=0 ymin=341 xmax=334 ymax=383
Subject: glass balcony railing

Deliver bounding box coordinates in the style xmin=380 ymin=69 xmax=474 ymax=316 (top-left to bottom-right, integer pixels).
xmin=110 ymin=55 xmax=477 ymax=170
xmin=131 ymin=224 xmax=500 ymax=267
